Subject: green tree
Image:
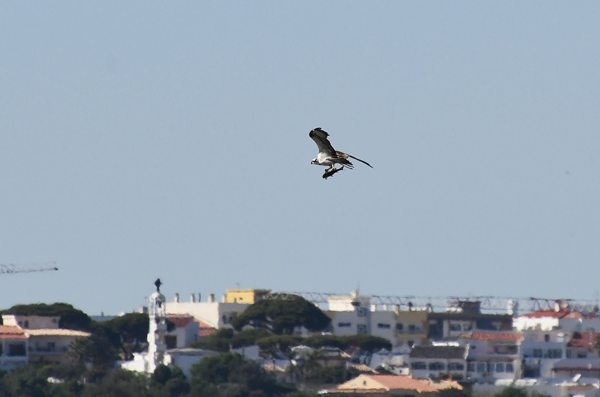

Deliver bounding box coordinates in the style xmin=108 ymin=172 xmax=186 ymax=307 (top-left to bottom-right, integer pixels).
xmin=285 ymin=392 xmax=319 ymax=397
xmin=82 ymin=369 xmax=150 ymax=397
xmin=0 ymin=369 xmax=12 ymax=397
xmin=343 ymin=335 xmax=392 ymax=352
xmin=106 ymin=312 xmax=149 ymax=343
xmin=0 ymin=363 xmax=85 ymax=397
xmin=150 ymin=365 xmax=190 ymax=397
xmin=303 ymin=334 xmax=391 ymax=352
xmin=1 ymin=364 xmax=50 ymax=397
xmin=68 ymin=332 xmax=118 ymax=369
xmin=192 ymin=328 xmax=273 ymax=352
xmin=192 ymin=329 xmax=235 ymax=352
xmin=233 ymin=294 xmax=330 ymax=334
xmin=257 ymin=335 xmax=303 ymax=352
xmin=495 ymin=386 xmax=528 ymax=397
xmin=102 ymin=312 xmax=150 ymax=359
xmin=189 ymin=353 xmax=290 ymax=397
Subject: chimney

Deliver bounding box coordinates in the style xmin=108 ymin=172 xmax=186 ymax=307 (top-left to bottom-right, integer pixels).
xmin=209 ymin=293 xmax=215 ymax=303
xmin=190 ymin=293 xmax=196 ymax=303
xmin=174 ymin=293 xmax=180 ymax=303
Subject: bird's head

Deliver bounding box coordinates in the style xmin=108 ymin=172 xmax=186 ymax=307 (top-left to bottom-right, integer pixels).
xmin=311 ymin=158 xmax=318 ymax=165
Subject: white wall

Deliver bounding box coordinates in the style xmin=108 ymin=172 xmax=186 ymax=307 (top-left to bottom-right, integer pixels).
xmin=2 ymin=315 xmax=60 ymax=329
xmin=166 ymin=301 xmax=248 ymax=329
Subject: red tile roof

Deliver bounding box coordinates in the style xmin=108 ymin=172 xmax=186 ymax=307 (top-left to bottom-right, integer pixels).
xmin=519 ymin=309 xmax=589 ymax=319
xmin=461 ymin=330 xmax=523 ymax=341
xmin=568 ymin=331 xmax=598 ymax=348
xmin=166 ymin=315 xmax=195 ymax=328
xmin=0 ymin=325 xmax=28 ymax=340
xmin=198 ymin=320 xmax=217 ymax=337
xmin=368 ymin=375 xmax=438 ymax=392
xmin=519 ymin=310 xmax=572 ymax=319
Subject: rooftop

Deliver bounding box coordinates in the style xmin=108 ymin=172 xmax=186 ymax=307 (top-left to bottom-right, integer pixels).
xmin=333 ymin=374 xmax=439 ymax=393
xmin=568 ymin=331 xmax=598 ymax=348
xmin=0 ymin=325 xmax=28 ymax=340
xmin=25 ymin=329 xmax=91 ymax=337
xmin=519 ymin=309 xmax=573 ymax=319
xmin=166 ymin=314 xmax=195 ymax=328
xmin=460 ymin=330 xmax=523 ymax=342
xmin=409 ymin=345 xmax=467 ymax=359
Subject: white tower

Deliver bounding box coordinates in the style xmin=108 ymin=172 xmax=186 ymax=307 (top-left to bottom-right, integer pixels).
xmin=147 ymin=278 xmax=167 ymax=373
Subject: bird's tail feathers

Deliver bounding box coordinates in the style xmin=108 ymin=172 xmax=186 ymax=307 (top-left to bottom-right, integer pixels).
xmin=348 ymin=155 xmax=373 ymax=168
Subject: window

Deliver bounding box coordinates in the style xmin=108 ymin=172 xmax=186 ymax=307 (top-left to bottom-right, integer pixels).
xmin=357 ymin=324 xmax=368 ymax=334
xmin=8 ymin=343 xmax=26 ymax=356
xmin=338 ymin=322 xmax=351 ymax=327
xmin=377 ymin=323 xmax=391 ymax=329
xmin=357 ymin=307 xmax=368 ymax=317
xmin=411 ymin=362 xmax=427 ymax=370
xmin=476 ymin=362 xmax=487 ymax=373
xmin=429 ymin=362 xmax=445 ymax=370
xmin=165 ymin=335 xmax=177 ymax=349
xmin=544 ymin=349 xmax=562 ymax=358
xmin=544 ymin=334 xmax=550 ymax=342
xmin=505 ymin=363 xmax=514 ymax=373
xmin=449 ymin=323 xmax=462 ymax=331
xmin=448 ymin=362 xmax=464 ymax=371
xmin=467 ymin=363 xmax=475 ymax=372
xmin=495 ymin=363 xmax=505 ymax=373
xmin=48 ymin=342 xmax=56 ymax=352
xmin=0 ymin=344 xmax=3 ymax=356
xmin=494 ymin=345 xmax=518 ymax=355
xmin=532 ymin=349 xmax=543 ymax=358
xmin=408 ymin=324 xmax=417 ymax=333
xmin=396 ymin=323 xmax=404 ymax=331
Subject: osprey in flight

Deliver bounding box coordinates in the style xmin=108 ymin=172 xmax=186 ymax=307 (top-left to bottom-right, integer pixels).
xmin=309 ymin=127 xmax=373 ymax=179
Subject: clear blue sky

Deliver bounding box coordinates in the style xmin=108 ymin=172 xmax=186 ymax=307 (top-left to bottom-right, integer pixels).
xmin=1 ymin=2 xmax=599 ymax=315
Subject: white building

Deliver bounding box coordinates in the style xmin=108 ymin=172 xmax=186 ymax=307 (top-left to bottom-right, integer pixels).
xmin=0 ymin=325 xmax=28 ymax=371
xmin=409 ymin=344 xmax=468 ymax=380
xmin=514 ymin=301 xmax=600 ymax=333
xmin=520 ymin=329 xmax=568 ymax=379
xmin=165 ymin=314 xmax=199 ymax=348
xmin=516 ymin=304 xmax=600 ymax=381
xmin=2 ymin=314 xmax=90 ymax=364
xmin=460 ymin=330 xmax=523 ymax=382
xmin=326 ymin=290 xmax=429 ymax=348
xmin=166 ymin=293 xmax=249 ymax=329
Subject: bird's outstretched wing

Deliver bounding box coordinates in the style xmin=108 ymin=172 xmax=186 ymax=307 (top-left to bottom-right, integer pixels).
xmin=309 ymin=127 xmax=336 ymax=156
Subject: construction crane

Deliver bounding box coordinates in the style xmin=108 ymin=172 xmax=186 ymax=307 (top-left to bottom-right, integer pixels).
xmin=0 ymin=262 xmax=59 ymax=275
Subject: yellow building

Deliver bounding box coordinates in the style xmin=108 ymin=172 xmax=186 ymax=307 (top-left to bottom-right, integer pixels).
xmin=224 ymin=289 xmax=271 ymax=304
xmin=395 ymin=310 xmax=429 ymax=346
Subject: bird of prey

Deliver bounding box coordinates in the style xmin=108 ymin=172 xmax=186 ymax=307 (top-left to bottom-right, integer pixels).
xmin=309 ymin=127 xmax=373 ymax=179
